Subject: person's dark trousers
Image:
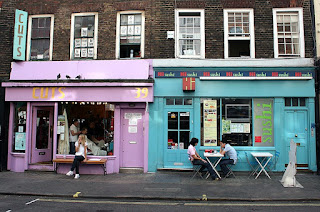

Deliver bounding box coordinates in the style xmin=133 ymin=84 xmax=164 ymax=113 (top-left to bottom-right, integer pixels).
xmin=219 ymin=159 xmax=234 ymax=175
xmin=193 ymin=159 xmax=218 ymax=179
xmin=69 ymin=142 xmax=75 ymax=154
xmin=71 ymin=155 xmax=85 ymax=174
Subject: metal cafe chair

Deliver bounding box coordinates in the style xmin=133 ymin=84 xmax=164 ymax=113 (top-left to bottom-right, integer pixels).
xmin=266 ymin=151 xmax=280 ymax=174
xmin=191 ymin=161 xmax=204 ymax=179
xmin=224 ymin=163 xmax=236 ymax=179
xmin=245 ymin=151 xmax=258 ymax=178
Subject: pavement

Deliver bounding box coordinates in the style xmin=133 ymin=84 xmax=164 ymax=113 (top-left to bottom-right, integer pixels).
xmin=0 ymin=170 xmax=319 ymax=201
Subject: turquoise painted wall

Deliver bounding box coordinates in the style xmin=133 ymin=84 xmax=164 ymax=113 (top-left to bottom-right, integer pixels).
xmin=148 ymin=78 xmax=316 ymax=172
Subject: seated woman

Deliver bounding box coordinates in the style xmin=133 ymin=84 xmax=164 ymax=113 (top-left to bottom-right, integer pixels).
xmin=187 ymin=137 xmax=219 ymax=181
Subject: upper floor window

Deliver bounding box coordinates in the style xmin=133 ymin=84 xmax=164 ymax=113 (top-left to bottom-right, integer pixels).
xmin=70 ymin=13 xmax=98 ymax=60
xmin=175 ymin=9 xmax=205 ymax=59
xmin=273 ymin=8 xmax=304 ymax=58
xmin=116 ymin=11 xmax=145 ymax=59
xmin=27 ymin=15 xmax=54 ymax=61
xmin=224 ymin=9 xmax=255 ymax=58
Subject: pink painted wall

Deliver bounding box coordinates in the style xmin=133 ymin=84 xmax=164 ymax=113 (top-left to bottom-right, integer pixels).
xmin=10 ymin=60 xmax=151 ymax=80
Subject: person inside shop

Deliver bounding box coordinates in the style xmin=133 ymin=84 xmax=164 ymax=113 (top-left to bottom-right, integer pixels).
xmin=66 ymin=134 xmax=87 ymax=179
xmin=87 ymin=121 xmax=105 ymax=148
xmin=69 ymin=119 xmax=82 ymax=154
xmin=81 ymin=127 xmax=108 ymax=156
xmin=219 ymin=140 xmax=237 ymax=177
xmin=187 ymin=137 xmax=220 ymax=181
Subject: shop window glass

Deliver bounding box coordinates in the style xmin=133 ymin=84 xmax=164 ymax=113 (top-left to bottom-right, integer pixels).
xmin=57 ymin=102 xmax=114 ymax=156
xmin=12 ymin=102 xmax=27 ymax=152
xmin=166 ymin=98 xmax=193 ymax=105
xmin=285 ymin=97 xmax=306 ymax=107
xmin=36 ymin=110 xmax=50 ymax=149
xmin=167 ymin=111 xmax=190 ymax=149
xmin=222 ymin=98 xmax=252 ymax=146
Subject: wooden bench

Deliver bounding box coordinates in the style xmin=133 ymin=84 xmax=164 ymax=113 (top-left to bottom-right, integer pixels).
xmin=53 ymin=158 xmax=107 ymax=175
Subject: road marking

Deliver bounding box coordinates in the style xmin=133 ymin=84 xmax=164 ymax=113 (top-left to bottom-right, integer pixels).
xmin=25 ymin=198 xmax=39 ymax=205
xmin=38 ymin=198 xmax=320 ymax=207
xmin=6 ymin=210 xmax=12 ymax=212
xmin=73 ymin=192 xmax=81 ymax=198
xmin=39 ymin=199 xmax=179 ymax=206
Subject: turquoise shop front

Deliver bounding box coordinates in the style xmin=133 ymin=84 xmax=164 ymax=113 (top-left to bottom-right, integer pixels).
xmin=148 ymin=67 xmax=317 ymax=172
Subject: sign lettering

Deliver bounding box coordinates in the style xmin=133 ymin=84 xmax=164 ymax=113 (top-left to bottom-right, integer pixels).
xmin=135 ymin=88 xmax=148 ymax=98
xmin=32 ymin=87 xmax=65 ymax=99
xmin=13 ymin=9 xmax=28 ymax=60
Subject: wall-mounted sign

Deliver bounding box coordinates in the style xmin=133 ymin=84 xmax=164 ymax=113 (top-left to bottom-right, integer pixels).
xmin=155 ymin=70 xmax=314 ymax=78
xmin=183 ymin=77 xmax=195 ymax=91
xmin=13 ymin=9 xmax=28 ymax=60
xmin=203 ymin=100 xmax=217 ymax=146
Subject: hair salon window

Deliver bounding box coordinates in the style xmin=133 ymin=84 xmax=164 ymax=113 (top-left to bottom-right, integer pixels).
xmin=12 ymin=102 xmax=27 ymax=152
xmin=70 ymin=13 xmax=98 ymax=60
xmin=57 ymin=102 xmax=114 ymax=156
xmin=116 ymin=11 xmax=145 ymax=59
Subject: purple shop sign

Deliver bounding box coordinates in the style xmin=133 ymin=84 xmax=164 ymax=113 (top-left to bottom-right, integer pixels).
xmin=5 ymin=86 xmax=153 ymax=102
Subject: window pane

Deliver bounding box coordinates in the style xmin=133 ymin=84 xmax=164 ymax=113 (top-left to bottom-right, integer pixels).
xmin=168 ymin=131 xmax=178 ymax=149
xmin=166 ymin=99 xmax=174 ymax=105
xmin=184 ymin=99 xmax=192 ymax=105
xmin=180 ymin=131 xmax=190 ymax=149
xmin=300 ymin=98 xmax=306 ymax=106
xmin=168 ymin=112 xmax=178 ymax=129
xmin=175 ymin=99 xmax=183 ymax=105
xmin=292 ymin=97 xmax=298 ymax=106
xmin=285 ymin=98 xmax=291 ymax=106
xmin=13 ymin=102 xmax=27 ymax=152
xmin=180 ymin=112 xmax=190 ymax=130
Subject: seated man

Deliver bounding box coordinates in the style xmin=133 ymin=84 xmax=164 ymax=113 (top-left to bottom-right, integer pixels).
xmin=219 ymin=140 xmax=237 ymax=177
xmin=187 ymin=137 xmax=219 ymax=181
xmin=81 ymin=127 xmax=107 ymax=156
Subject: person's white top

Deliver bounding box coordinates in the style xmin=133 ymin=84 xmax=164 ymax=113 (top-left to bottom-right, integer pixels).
xmin=75 ymin=141 xmax=88 ymax=157
xmin=224 ymin=144 xmax=238 ymax=164
xmin=251 ymin=152 xmax=273 ymax=157
xmin=69 ymin=124 xmax=78 ymax=142
xmin=187 ymin=145 xmax=196 ymax=162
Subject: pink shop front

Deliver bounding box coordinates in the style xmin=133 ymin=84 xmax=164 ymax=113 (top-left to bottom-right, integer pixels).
xmin=2 ymin=60 xmax=153 ymax=174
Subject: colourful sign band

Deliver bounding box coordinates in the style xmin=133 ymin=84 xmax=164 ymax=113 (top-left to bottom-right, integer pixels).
xmin=13 ymin=9 xmax=28 ymax=61
xmin=155 ymin=70 xmax=314 ymax=78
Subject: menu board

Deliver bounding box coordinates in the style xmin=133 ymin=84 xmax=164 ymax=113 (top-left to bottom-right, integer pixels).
xmin=230 ymin=123 xmax=250 ymax=133
xmin=203 ymin=100 xmax=217 ymax=146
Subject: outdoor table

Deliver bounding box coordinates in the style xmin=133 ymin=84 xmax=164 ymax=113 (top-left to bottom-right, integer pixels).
xmin=204 ymin=152 xmax=224 ymax=179
xmin=250 ymin=152 xmax=273 ymax=179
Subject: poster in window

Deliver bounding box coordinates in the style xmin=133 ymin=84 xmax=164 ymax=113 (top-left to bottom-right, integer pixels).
xmin=81 ymin=27 xmax=88 ymax=37
xmin=203 ymin=100 xmax=217 ymax=146
xmin=128 ymin=26 xmax=134 ymax=35
xmin=74 ymin=49 xmax=81 ymax=57
xmin=253 ymin=99 xmax=274 ymax=147
xmin=81 ymin=38 xmax=88 ymax=47
xmin=75 ymin=39 xmax=81 ymax=48
xmin=134 ymin=26 xmax=141 ymax=35
xmin=88 ymin=38 xmax=94 ymax=47
xmin=128 ymin=15 xmax=134 ymax=25
xmin=88 ymin=48 xmax=94 ymax=57
xmin=15 ymin=132 xmax=26 ymax=150
xmin=121 ymin=26 xmax=127 ymax=36
xmin=222 ymin=120 xmax=231 ymax=134
xmin=81 ymin=48 xmax=87 ymax=57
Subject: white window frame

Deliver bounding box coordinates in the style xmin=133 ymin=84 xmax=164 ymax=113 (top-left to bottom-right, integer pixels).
xmin=116 ymin=11 xmax=145 ymax=59
xmin=175 ymin=9 xmax=205 ymax=59
xmin=70 ymin=12 xmax=98 ymax=60
xmin=273 ymin=8 xmax=305 ymax=58
xmin=26 ymin=14 xmax=54 ymax=61
xmin=224 ymin=9 xmax=255 ymax=59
